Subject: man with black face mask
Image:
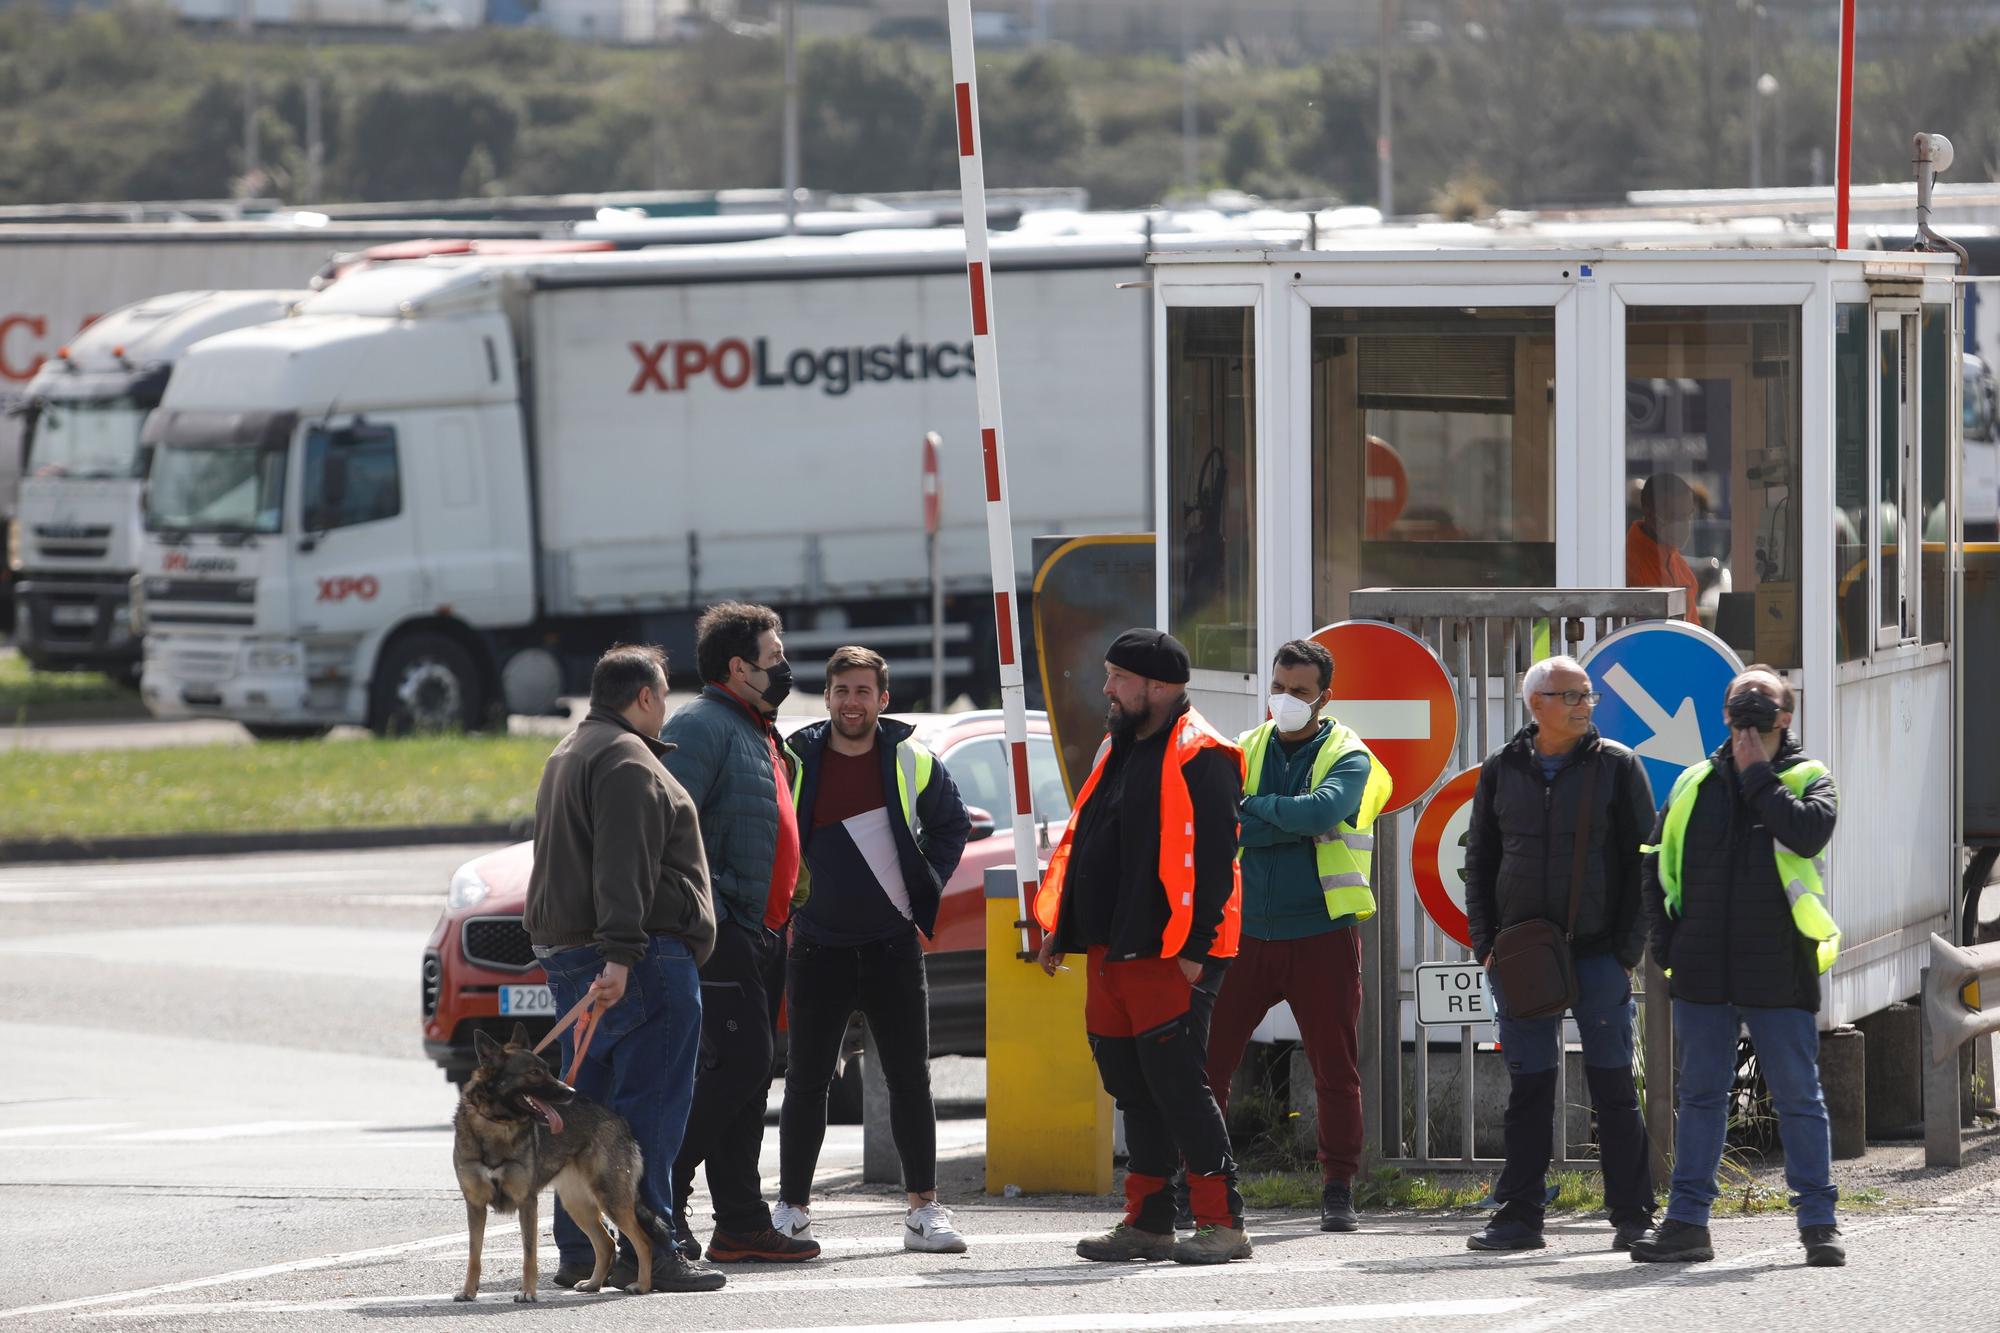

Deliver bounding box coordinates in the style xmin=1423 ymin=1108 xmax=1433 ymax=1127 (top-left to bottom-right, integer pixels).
xmin=658 ymin=602 xmax=818 ymax=1264
xmin=1632 ymin=665 xmax=1844 ymax=1269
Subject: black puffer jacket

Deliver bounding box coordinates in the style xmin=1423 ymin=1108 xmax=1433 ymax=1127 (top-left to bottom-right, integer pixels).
xmin=1465 ymin=726 xmax=1656 ymax=969
xmin=1642 ymin=734 xmax=1838 ymax=1011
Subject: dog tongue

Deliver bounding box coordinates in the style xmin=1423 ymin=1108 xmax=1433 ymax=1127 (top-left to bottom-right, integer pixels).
xmin=526 ymin=1096 xmax=564 ymax=1136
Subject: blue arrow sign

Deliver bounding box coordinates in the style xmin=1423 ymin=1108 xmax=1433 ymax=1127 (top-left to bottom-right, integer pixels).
xmin=1579 ymin=621 xmax=1745 ymax=810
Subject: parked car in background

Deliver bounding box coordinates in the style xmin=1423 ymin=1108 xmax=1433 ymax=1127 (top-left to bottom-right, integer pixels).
xmin=420 ymin=709 xmax=1071 ymax=1104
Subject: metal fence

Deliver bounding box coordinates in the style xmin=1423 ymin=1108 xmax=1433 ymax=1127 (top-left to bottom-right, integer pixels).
xmin=1346 ymin=587 xmax=1686 ymax=1175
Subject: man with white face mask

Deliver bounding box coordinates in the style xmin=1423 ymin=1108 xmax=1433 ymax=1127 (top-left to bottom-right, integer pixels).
xmin=1203 ymin=639 xmax=1391 ymax=1234
xmin=1627 ymin=473 xmax=1700 ymax=625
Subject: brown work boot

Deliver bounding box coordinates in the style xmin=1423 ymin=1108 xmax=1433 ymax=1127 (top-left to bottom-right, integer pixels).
xmin=1075 ymin=1222 xmax=1177 ymax=1262
xmin=1171 ymin=1224 xmax=1253 ymax=1265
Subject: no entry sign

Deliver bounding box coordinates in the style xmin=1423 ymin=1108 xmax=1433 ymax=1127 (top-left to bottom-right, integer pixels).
xmin=1310 ymin=620 xmax=1459 ymax=814
xmin=1410 ymin=765 xmax=1481 ymax=950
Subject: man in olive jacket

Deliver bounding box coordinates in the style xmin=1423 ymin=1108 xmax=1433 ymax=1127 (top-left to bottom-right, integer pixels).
xmin=1463 ymin=655 xmax=1657 ymax=1254
xmin=524 ymin=643 xmax=721 ymax=1293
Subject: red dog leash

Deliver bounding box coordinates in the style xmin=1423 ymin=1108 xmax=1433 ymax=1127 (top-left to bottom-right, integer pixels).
xmin=531 ymin=990 xmax=603 ymax=1086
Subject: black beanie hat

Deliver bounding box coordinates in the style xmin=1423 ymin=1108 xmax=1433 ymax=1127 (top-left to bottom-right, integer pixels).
xmin=1106 ymin=627 xmax=1191 ymax=685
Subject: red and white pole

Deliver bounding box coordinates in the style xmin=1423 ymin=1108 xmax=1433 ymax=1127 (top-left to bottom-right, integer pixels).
xmin=945 ymin=0 xmax=1036 ymax=958
xmin=1835 ymin=0 xmax=1855 ymax=250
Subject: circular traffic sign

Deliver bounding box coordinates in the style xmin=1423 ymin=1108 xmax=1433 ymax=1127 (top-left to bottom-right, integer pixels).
xmin=1364 ymin=436 xmax=1408 ymax=537
xmin=1411 ymin=765 xmax=1481 ymax=950
xmin=1578 ymin=619 xmax=1745 ymax=810
xmin=1310 ymin=620 xmax=1459 ymax=814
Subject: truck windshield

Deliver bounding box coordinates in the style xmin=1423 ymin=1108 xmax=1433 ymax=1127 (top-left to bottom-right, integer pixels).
xmin=146 ymin=439 xmax=288 ymax=535
xmin=24 ymin=397 xmax=148 ymax=480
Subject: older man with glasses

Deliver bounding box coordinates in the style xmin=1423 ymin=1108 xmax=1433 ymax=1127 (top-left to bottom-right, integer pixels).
xmin=1462 ymin=654 xmax=1659 ymax=1253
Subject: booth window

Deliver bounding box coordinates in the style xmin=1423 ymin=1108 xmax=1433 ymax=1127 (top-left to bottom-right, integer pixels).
xmin=1921 ymin=304 xmax=1951 ymax=645
xmin=1166 ymin=307 xmax=1257 ymax=674
xmin=1310 ymin=307 xmax=1555 ymax=624
xmin=1835 ymin=304 xmax=1869 ymax=661
xmin=1623 ymin=305 xmax=1802 ymax=669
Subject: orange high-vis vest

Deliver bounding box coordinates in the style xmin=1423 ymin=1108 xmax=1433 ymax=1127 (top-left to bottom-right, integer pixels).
xmin=1034 ymin=706 xmax=1247 ymax=960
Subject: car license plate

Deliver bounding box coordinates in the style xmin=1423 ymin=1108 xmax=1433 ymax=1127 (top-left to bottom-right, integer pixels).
xmin=50 ymin=605 xmax=97 ymax=627
xmin=499 ymin=985 xmax=554 ymax=1016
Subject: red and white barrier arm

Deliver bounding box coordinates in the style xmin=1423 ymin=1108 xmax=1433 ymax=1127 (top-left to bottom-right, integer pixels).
xmin=946 ymin=0 xmax=1036 ymax=959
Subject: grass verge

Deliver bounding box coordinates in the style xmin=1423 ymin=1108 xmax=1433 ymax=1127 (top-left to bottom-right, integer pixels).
xmin=1240 ymin=1164 xmax=1893 ymax=1215
xmin=0 ymin=650 xmax=146 ymax=723
xmin=0 ymin=734 xmax=552 ymax=840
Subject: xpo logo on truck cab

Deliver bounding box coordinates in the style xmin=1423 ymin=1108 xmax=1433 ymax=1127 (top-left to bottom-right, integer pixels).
xmin=317 ymin=575 xmax=380 ymax=603
xmin=629 ymin=335 xmax=974 ymax=398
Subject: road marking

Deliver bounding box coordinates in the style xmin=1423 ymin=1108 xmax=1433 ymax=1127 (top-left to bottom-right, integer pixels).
xmin=0 ymin=1123 xmax=134 ymax=1139
xmin=1329 ymin=699 xmax=1431 ymax=740
xmin=0 ymin=1223 xmax=524 ymax=1322
xmin=80 ymin=1294 xmax=1540 ymax=1325
xmin=103 ymin=1120 xmax=374 ymax=1142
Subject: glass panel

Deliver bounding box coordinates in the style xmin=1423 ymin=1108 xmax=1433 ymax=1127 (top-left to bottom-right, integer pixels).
xmin=23 ymin=398 xmax=147 ymax=480
xmin=1834 ymin=303 xmax=1869 ymax=662
xmin=303 ymin=424 xmax=402 ymax=532
xmin=942 ymin=735 xmax=1071 ymax=824
xmin=1879 ymin=318 xmax=1911 ymax=641
xmin=1623 ymin=305 xmax=1802 ymax=668
xmin=1921 ymin=304 xmax=1951 ymax=645
xmin=1166 ymin=307 xmax=1256 ymax=674
xmin=1310 ymin=307 xmax=1555 ymax=624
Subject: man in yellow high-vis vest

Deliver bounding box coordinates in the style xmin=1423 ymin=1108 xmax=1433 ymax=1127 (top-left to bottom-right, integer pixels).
xmin=1631 ymin=666 xmax=1844 ymax=1269
xmin=1204 ymin=638 xmax=1391 ymax=1234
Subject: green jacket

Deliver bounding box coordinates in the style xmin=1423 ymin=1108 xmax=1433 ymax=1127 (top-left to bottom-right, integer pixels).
xmin=1237 ymin=721 xmax=1373 ymax=939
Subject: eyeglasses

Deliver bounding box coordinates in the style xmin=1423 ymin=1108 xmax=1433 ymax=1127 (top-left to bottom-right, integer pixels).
xmin=1535 ymin=689 xmax=1601 ymax=707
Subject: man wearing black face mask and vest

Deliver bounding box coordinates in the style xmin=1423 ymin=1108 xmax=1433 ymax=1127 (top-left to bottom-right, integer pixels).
xmin=658 ymin=602 xmax=819 ymax=1264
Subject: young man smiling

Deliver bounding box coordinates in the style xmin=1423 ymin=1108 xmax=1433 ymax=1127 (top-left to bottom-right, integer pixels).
xmin=775 ymin=646 xmax=972 ymax=1253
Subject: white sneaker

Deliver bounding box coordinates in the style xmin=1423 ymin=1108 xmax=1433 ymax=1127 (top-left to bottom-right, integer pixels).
xmin=904 ymin=1201 xmax=968 ymax=1253
xmin=772 ymin=1201 xmax=815 ymax=1243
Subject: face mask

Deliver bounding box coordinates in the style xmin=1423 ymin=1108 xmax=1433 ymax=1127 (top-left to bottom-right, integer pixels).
xmin=1268 ymin=692 xmax=1318 ymax=734
xmin=752 ymin=659 xmax=794 ymax=709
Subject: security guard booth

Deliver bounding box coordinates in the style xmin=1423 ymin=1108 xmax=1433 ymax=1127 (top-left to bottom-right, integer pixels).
xmin=1151 ymin=242 xmax=1964 ymax=1064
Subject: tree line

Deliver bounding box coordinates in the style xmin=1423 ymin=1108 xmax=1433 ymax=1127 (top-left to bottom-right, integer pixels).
xmin=0 ymin=1 xmax=1996 ymax=213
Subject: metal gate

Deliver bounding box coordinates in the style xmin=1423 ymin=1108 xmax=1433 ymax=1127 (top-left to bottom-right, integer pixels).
xmin=1347 ymin=587 xmax=1685 ymax=1176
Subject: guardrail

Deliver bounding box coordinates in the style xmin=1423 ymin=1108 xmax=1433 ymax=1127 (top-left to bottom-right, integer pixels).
xmin=1921 ymin=932 xmax=2000 ymax=1166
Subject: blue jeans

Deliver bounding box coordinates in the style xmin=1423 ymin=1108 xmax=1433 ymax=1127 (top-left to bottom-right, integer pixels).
xmin=536 ymin=935 xmax=703 ymax=1265
xmin=1488 ymin=952 xmax=1653 ymax=1226
xmin=1667 ymin=1000 xmax=1836 ymax=1229
xmin=1490 ymin=951 xmax=1637 ymax=1075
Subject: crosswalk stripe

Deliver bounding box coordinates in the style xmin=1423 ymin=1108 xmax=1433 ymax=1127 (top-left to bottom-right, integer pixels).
xmin=103 ymin=1121 xmax=371 ymax=1143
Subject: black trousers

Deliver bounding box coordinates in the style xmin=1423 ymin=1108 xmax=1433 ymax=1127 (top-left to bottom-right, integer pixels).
xmin=778 ymin=925 xmax=936 ymax=1204
xmin=673 ymin=917 xmax=785 ymax=1235
xmin=1494 ymin=1065 xmax=1656 ymax=1228
xmin=1088 ymin=959 xmax=1243 ymax=1231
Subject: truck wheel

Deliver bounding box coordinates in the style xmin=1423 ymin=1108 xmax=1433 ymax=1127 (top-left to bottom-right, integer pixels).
xmin=244 ymin=723 xmax=332 ymax=742
xmin=370 ymin=633 xmax=484 ymax=736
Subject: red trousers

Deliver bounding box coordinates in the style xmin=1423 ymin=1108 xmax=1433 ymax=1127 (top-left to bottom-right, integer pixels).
xmin=1204 ymin=929 xmax=1364 ymax=1183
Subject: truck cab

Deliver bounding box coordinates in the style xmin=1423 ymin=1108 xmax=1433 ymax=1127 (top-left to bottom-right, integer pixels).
xmin=12 ymin=291 xmax=306 ymax=680
xmin=137 ymin=268 xmax=533 ymax=735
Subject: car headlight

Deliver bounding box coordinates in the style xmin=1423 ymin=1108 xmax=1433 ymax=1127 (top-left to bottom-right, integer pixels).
xmin=448 ymin=862 xmax=491 ymax=911
xmin=244 ymin=642 xmax=302 ymax=672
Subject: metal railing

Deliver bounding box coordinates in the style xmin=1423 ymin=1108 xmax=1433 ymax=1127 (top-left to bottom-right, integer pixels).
xmin=1346 ymin=587 xmax=1685 ymax=1174
xmin=1922 ymin=932 xmax=2000 ymax=1166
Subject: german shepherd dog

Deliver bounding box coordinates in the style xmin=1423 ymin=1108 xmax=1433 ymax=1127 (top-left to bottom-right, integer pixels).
xmin=452 ymin=1023 xmax=653 ymax=1301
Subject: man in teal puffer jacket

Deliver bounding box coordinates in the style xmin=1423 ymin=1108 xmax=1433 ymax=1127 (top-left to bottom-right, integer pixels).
xmin=660 ymin=601 xmax=819 ymax=1265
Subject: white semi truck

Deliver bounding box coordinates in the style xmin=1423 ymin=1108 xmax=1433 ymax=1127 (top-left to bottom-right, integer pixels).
xmin=135 ymin=226 xmax=1266 ymax=735
xmin=11 ymin=291 xmax=309 ymax=680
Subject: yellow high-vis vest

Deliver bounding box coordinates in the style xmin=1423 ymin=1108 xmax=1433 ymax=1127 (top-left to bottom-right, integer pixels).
xmin=1237 ymin=719 xmax=1391 ymax=922
xmin=1654 ymin=758 xmax=1839 ymax=974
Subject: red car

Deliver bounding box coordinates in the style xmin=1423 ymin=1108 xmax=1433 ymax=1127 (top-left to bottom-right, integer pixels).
xmin=421 ymin=709 xmax=1069 ymax=1084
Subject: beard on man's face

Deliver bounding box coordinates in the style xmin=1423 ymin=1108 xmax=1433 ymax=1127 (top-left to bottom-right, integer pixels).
xmin=1106 ymin=694 xmax=1151 ymax=740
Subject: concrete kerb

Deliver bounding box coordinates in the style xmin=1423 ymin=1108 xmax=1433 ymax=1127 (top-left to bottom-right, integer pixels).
xmin=0 ymin=820 xmax=529 ymax=866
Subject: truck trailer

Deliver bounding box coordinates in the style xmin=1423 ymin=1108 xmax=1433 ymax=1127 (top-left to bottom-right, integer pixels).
xmin=134 ymin=226 xmax=1272 ymax=733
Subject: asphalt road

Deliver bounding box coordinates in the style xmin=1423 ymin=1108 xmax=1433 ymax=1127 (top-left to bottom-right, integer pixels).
xmin=5 ymin=847 xmax=2000 ymax=1333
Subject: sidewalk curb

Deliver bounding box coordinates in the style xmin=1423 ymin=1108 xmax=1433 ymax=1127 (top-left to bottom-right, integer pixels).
xmin=0 ymin=821 xmax=529 ymax=866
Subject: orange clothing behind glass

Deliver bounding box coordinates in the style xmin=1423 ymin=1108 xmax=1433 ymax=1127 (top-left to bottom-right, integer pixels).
xmin=1626 ymin=521 xmax=1699 ymax=625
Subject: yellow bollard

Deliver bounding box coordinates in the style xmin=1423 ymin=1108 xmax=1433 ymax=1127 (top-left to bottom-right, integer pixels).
xmin=983 ymin=870 xmax=1114 ymax=1196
